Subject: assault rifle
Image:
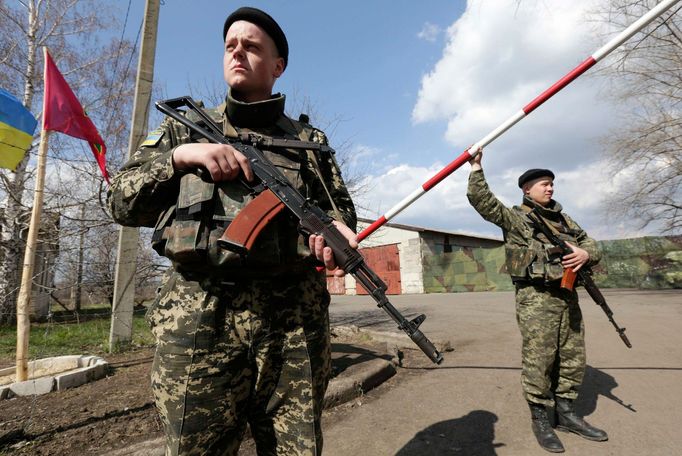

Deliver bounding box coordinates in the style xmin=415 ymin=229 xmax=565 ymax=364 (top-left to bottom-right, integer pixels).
xmin=526 ymin=209 xmax=632 ymax=348
xmin=156 ymin=96 xmax=444 ymax=365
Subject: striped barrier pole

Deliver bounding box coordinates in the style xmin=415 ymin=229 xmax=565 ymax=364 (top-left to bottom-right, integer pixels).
xmin=357 ymin=0 xmax=681 ymax=242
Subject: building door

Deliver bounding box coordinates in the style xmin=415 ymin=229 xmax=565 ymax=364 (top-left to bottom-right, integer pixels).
xmin=357 ymin=244 xmax=402 ymax=295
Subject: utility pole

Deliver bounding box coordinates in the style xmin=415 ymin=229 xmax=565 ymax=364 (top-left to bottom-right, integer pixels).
xmin=109 ymin=0 xmax=160 ymax=351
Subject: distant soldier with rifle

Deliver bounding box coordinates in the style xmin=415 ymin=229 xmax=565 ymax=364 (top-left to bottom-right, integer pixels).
xmin=467 ymin=150 xmax=615 ymax=453
xmin=107 ymin=7 xmax=357 ymax=455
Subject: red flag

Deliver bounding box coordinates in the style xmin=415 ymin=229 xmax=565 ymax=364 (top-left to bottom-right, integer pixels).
xmin=43 ymin=49 xmax=109 ymax=183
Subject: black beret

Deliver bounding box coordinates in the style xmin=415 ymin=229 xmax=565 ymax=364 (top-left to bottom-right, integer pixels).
xmin=223 ymin=7 xmax=289 ymax=70
xmin=518 ymin=168 xmax=555 ymax=188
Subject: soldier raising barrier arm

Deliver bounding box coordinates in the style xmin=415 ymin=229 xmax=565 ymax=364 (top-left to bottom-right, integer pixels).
xmin=107 ymin=7 xmax=355 ymax=455
xmin=467 ymin=150 xmax=608 ymax=453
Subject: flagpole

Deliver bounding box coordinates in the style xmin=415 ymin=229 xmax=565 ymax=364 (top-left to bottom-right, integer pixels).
xmin=15 ymin=125 xmax=50 ymax=383
xmin=15 ymin=46 xmax=52 ymax=382
xmin=357 ymin=0 xmax=681 ymax=242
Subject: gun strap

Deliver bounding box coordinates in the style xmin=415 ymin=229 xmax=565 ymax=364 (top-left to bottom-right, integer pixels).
xmin=219 ymin=107 xmax=344 ymax=223
xmin=276 ymin=116 xmax=344 ymax=223
xmin=520 ymin=205 xmax=568 ymax=238
xmin=235 ymin=132 xmax=333 ymax=152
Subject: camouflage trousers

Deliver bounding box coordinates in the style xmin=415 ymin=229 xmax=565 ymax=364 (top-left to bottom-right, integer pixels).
xmin=515 ymin=283 xmax=585 ymax=407
xmin=146 ymin=269 xmax=332 ymax=456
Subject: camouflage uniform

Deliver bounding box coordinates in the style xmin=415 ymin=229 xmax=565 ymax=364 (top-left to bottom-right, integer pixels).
xmin=467 ymin=169 xmax=601 ymax=407
xmin=108 ymin=91 xmax=356 ymax=456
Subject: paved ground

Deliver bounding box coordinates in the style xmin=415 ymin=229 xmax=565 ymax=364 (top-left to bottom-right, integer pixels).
xmin=324 ymin=289 xmax=682 ymax=455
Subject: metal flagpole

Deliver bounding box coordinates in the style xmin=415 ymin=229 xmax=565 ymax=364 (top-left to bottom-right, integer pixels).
xmin=357 ymin=0 xmax=681 ymax=242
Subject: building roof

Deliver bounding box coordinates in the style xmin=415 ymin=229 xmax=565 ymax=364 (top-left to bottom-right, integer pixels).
xmin=357 ymin=217 xmax=503 ymax=243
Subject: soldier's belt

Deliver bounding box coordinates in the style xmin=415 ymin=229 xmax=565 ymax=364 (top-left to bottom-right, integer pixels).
xmin=177 ymin=261 xmax=319 ymax=284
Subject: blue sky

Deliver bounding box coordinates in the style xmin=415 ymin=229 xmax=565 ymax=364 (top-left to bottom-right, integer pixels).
xmin=119 ymin=0 xmax=660 ymax=241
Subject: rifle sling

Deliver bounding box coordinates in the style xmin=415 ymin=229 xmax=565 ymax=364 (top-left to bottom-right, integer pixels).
xmin=223 ymin=112 xmax=344 ymax=223
xmin=275 ymin=116 xmax=344 ymax=223
xmin=520 ymin=204 xmax=569 ymax=239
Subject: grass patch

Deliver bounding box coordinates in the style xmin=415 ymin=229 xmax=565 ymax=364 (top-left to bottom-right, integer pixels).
xmin=0 ymin=314 xmax=154 ymax=361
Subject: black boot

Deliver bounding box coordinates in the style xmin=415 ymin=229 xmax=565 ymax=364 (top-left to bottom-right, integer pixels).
xmin=555 ymin=397 xmax=608 ymax=441
xmin=529 ymin=403 xmax=565 ymax=453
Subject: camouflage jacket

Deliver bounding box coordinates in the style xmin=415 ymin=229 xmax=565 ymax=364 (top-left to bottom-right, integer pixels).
xmin=107 ymin=92 xmax=356 ymax=274
xmin=467 ymin=169 xmax=601 ymax=283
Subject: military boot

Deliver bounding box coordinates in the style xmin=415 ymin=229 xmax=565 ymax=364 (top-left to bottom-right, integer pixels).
xmin=555 ymin=397 xmax=608 ymax=441
xmin=529 ymin=403 xmax=565 ymax=453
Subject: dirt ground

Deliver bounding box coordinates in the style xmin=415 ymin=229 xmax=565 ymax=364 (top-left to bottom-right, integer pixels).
xmin=0 ymin=347 xmax=161 ymax=455
xmin=0 ymin=332 xmax=421 ymax=456
xmin=4 ymin=288 xmax=677 ymax=455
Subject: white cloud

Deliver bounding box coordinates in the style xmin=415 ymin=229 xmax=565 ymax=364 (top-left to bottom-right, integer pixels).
xmin=362 ymin=0 xmax=660 ymax=239
xmin=412 ymin=0 xmax=604 ymax=126
xmin=354 ymin=162 xmax=491 ymax=236
xmin=356 ymin=157 xmax=650 ymax=241
xmin=354 ymin=0 xmax=667 ymax=240
xmin=417 ymin=22 xmax=441 ymax=42
xmin=344 ymin=144 xmax=380 ymax=169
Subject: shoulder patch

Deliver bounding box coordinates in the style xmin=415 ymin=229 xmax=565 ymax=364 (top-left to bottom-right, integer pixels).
xmin=140 ymin=129 xmax=165 ymax=147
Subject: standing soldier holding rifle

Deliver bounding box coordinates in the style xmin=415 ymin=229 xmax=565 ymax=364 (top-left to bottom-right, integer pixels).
xmin=108 ymin=7 xmax=356 ymax=455
xmin=467 ymin=150 xmax=608 ymax=453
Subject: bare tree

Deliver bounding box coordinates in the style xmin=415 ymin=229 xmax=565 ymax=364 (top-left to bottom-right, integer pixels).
xmin=0 ymin=0 xmax=141 ymax=323
xmin=284 ymin=87 xmax=372 ymax=206
xmin=596 ymin=0 xmax=682 ymax=234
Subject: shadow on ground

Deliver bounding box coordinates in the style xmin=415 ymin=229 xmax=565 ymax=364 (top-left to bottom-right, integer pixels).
xmin=577 ymin=365 xmax=637 ymax=416
xmin=395 ymin=410 xmax=503 ymax=456
xmin=330 ymin=342 xmax=393 ymax=378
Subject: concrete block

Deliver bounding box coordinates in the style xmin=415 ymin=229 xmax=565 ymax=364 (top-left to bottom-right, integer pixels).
xmin=55 ymin=358 xmax=109 ymax=391
xmin=323 ymin=358 xmax=396 ymax=408
xmin=1 ymin=355 xmax=110 ymax=399
xmin=10 ymin=376 xmax=55 ymax=396
xmin=55 ymin=368 xmax=86 ymax=390
xmin=26 ymin=355 xmax=80 ymax=379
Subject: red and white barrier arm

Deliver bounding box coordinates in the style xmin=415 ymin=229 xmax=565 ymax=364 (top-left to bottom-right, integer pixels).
xmin=357 ymin=0 xmax=680 ymax=242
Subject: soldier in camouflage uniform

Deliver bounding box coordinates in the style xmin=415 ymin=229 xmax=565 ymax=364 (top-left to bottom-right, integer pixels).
xmin=467 ymin=151 xmax=607 ymax=453
xmin=107 ymin=7 xmax=356 ymax=456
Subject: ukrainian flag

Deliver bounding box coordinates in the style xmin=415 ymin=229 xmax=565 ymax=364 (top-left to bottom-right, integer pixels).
xmin=0 ymin=88 xmax=37 ymax=171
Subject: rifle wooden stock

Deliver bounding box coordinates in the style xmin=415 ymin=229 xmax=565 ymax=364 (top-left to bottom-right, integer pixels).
xmin=560 ymin=268 xmax=577 ymax=291
xmin=218 ymin=189 xmax=286 ymax=253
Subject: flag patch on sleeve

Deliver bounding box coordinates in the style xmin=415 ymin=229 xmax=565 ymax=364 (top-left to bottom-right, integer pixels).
xmin=141 ymin=129 xmax=164 ymax=147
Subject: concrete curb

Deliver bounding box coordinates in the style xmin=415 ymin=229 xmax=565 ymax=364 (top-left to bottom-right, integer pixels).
xmin=0 ymin=355 xmax=109 ymax=400
xmin=332 ymin=324 xmax=453 ymax=354
xmin=324 ymin=357 xmax=397 ymax=408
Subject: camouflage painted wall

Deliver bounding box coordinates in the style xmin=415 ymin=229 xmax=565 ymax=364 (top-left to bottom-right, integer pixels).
xmin=421 ymin=235 xmax=682 ymax=293
xmin=593 ymin=236 xmax=682 ymax=289
xmin=421 ymin=233 xmax=513 ymax=293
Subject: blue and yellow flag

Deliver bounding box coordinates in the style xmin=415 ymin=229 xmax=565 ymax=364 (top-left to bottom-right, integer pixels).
xmin=0 ymin=88 xmax=38 ymax=171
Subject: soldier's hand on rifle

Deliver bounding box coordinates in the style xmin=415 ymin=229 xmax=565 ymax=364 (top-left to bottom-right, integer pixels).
xmin=309 ymin=221 xmax=358 ymax=277
xmin=172 ymin=143 xmax=255 ymax=182
xmin=562 ymin=241 xmax=590 ymax=272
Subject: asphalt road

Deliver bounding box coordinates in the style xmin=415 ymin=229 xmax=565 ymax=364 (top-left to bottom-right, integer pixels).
xmin=324 ymin=289 xmax=682 ymax=456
